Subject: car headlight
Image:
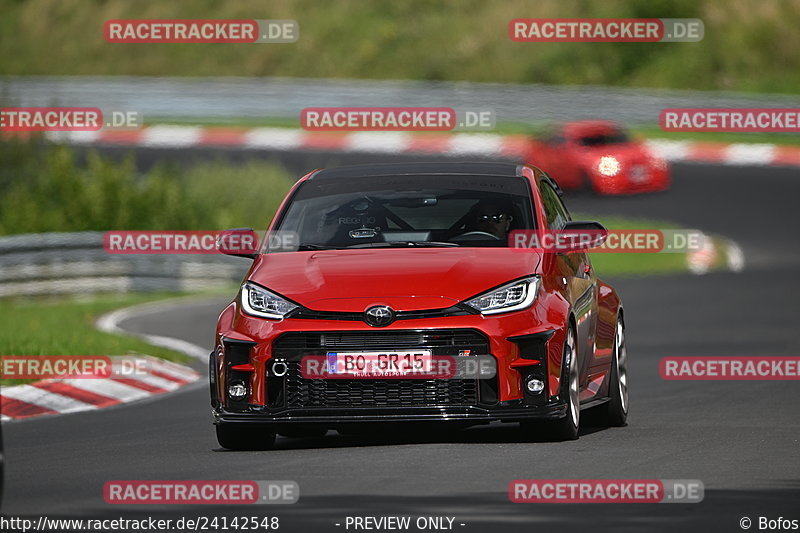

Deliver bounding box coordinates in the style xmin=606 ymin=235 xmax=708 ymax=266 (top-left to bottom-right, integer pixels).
xmin=240 ymin=282 xmax=299 ymax=319
xmin=464 ymin=276 xmax=540 ymax=315
xmin=597 ymin=156 xmax=621 ymax=177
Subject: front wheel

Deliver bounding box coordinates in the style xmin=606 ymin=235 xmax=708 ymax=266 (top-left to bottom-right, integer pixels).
xmin=216 ymin=423 xmax=276 ymax=451
xmin=549 ymin=326 xmax=580 ymax=440
xmin=596 ymin=317 xmax=628 ymax=427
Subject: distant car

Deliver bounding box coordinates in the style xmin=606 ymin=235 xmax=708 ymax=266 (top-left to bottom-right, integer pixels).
xmin=525 ymin=120 xmax=670 ymax=195
xmin=211 ymin=162 xmax=628 ymax=450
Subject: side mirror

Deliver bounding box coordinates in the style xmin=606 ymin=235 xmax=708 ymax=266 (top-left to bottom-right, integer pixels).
xmin=216 ymin=228 xmax=259 ymax=258
xmin=558 ymin=221 xmax=609 ymax=251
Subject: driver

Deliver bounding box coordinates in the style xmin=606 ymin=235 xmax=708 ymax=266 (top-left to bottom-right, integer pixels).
xmin=466 ymin=200 xmax=514 ymax=239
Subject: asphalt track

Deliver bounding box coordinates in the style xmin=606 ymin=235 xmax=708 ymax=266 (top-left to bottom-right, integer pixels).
xmin=3 ymin=149 xmax=800 ymax=532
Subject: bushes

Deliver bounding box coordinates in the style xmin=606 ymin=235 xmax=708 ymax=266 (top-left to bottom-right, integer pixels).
xmin=0 ymin=140 xmax=294 ymax=234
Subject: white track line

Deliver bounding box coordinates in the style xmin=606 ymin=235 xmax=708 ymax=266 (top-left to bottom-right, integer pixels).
xmin=344 ymin=132 xmax=411 ymax=153
xmin=96 ymin=299 xmax=210 ymax=361
xmin=45 ymin=131 xmax=101 ymax=144
xmin=141 ymin=125 xmax=202 ymax=147
xmin=724 ymin=143 xmax=776 ymax=166
xmin=644 ymin=139 xmax=691 ymax=162
xmin=446 ymin=133 xmax=504 ymax=156
xmin=244 ymin=127 xmax=304 ymax=150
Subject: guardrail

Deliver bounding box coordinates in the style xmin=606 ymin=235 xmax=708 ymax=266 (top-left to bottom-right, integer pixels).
xmin=0 ymin=232 xmax=249 ymax=297
xmin=3 ymin=76 xmax=799 ymax=125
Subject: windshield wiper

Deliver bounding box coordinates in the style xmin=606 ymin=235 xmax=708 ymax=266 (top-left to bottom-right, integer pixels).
xmin=345 ymin=241 xmax=460 ymax=249
xmin=297 ymin=243 xmax=339 ymax=250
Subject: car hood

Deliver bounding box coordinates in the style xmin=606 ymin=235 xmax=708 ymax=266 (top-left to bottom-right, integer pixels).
xmin=247 ymin=248 xmax=542 ymax=312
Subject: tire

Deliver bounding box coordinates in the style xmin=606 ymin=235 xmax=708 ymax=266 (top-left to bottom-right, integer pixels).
xmin=520 ymin=326 xmax=579 ymax=441
xmin=549 ymin=326 xmax=580 ymax=440
xmin=597 ymin=316 xmax=628 ymax=427
xmin=216 ymin=423 xmax=276 ymax=451
xmin=209 ymin=351 xmax=219 ymax=409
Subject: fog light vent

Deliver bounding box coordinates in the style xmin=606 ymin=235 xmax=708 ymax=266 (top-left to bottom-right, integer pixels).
xmin=228 ymin=382 xmax=247 ymax=400
xmin=525 ymin=377 xmax=545 ymax=394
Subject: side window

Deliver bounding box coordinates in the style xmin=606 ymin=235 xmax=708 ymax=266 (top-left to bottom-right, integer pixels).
xmin=554 ymin=189 xmax=572 ymax=222
xmin=539 ymin=181 xmax=569 ymax=230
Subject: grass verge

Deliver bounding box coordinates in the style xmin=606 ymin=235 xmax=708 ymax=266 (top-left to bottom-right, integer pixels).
xmin=0 ymin=292 xmax=201 ymax=386
xmin=575 ymin=213 xmax=734 ymax=277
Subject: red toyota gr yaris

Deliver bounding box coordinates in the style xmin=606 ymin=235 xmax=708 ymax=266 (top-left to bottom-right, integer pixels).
xmin=527 ymin=120 xmax=670 ymax=195
xmin=211 ymin=162 xmax=628 ymax=449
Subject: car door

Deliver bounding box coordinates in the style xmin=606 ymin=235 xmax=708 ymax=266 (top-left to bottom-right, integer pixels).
xmin=538 ymin=181 xmax=598 ymax=396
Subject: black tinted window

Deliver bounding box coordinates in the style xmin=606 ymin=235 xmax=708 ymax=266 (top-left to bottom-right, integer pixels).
xmin=577 ymin=129 xmax=629 ymax=146
xmin=539 ymin=181 xmax=570 ymax=230
xmin=274 ymin=174 xmax=535 ymax=250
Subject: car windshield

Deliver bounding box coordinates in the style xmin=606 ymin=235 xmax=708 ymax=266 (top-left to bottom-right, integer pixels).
xmin=577 ymin=128 xmax=629 ymax=146
xmin=270 ymin=173 xmax=535 ymax=251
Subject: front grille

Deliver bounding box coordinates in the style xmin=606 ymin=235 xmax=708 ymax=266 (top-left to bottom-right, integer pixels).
xmin=285 ymin=362 xmax=478 ymax=407
xmin=271 ymin=329 xmax=490 ymax=409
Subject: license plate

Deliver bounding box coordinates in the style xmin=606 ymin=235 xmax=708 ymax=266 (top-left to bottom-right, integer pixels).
xmin=326 ymin=350 xmax=433 ymax=377
xmin=630 ymin=165 xmax=647 ymax=182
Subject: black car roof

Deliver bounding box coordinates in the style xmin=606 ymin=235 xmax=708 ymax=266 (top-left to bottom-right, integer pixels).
xmin=309 ymin=162 xmax=523 ymax=180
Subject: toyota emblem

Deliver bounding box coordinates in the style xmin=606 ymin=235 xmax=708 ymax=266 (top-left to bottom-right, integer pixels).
xmin=364 ymin=305 xmax=396 ymax=327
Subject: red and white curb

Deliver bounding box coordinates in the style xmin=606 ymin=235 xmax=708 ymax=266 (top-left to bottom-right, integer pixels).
xmin=0 ymin=355 xmax=199 ymax=421
xmin=38 ymin=126 xmax=800 ymax=167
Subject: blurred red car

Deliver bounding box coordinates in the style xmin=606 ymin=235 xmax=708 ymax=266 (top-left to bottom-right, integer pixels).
xmin=525 ymin=120 xmax=670 ymax=195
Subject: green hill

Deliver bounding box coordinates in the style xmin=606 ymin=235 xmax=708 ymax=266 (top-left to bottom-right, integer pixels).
xmin=2 ymin=0 xmax=799 ymax=92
